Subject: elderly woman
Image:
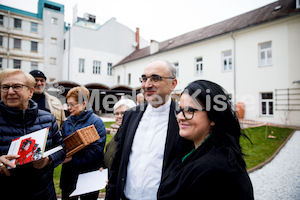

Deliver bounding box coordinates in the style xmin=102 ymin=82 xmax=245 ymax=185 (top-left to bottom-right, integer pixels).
xmin=0 ymin=69 xmax=65 ymax=200
xmin=60 ymin=86 xmax=106 ymax=200
xmin=158 ymin=80 xmax=254 ymax=200
xmin=104 ymin=98 xmax=136 ymax=170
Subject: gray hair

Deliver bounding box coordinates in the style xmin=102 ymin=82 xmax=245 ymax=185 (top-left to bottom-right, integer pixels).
xmin=150 ymin=60 xmax=176 ymax=78
xmin=113 ymin=98 xmax=136 ymax=112
xmin=165 ymin=60 xmax=177 ymax=78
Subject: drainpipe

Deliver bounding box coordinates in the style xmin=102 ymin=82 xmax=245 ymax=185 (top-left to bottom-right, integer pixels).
xmin=67 ymin=23 xmax=71 ymax=81
xmin=123 ymin=64 xmax=126 ymax=85
xmin=7 ymin=11 xmax=10 ymax=68
xmin=230 ymin=32 xmax=236 ymax=107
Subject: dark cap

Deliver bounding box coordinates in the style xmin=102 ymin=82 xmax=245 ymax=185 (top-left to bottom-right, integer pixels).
xmin=29 ymin=70 xmax=47 ymax=81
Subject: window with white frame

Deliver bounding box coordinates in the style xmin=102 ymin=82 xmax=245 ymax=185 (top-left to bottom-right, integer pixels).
xmin=128 ymin=73 xmax=131 ymax=85
xmin=14 ymin=38 xmax=21 ymax=49
xmin=93 ymin=61 xmax=101 ymax=74
xmin=107 ymin=63 xmax=112 ymax=75
xmin=50 ymin=57 xmax=56 ymax=65
xmin=31 ymin=61 xmax=38 ymax=70
xmin=31 ymin=22 xmax=38 ymax=32
xmin=222 ymin=50 xmax=232 ymax=72
xmin=259 ymin=41 xmax=272 ymax=66
xmin=79 ymin=59 xmax=85 ymax=73
xmin=261 ymin=92 xmax=273 ymax=116
xmin=51 ymin=37 xmax=57 ymax=44
xmin=13 ymin=59 xmax=21 ymax=69
xmin=173 ymin=62 xmax=179 ymax=77
xmin=0 ymin=57 xmax=2 ymax=68
xmin=0 ymin=15 xmax=3 ymax=26
xmin=14 ymin=18 xmax=22 ymax=29
xmin=31 ymin=41 xmax=38 ymax=52
xmin=51 ymin=17 xmax=57 ymax=24
xmin=0 ymin=35 xmax=3 ymax=46
xmin=195 ymin=57 xmax=203 ymax=75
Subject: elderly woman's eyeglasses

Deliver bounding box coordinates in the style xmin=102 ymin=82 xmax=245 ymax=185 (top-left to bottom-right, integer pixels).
xmin=114 ymin=111 xmax=125 ymax=116
xmin=67 ymin=103 xmax=78 ymax=108
xmin=0 ymin=84 xmax=29 ymax=93
xmin=178 ymin=106 xmax=206 ymax=120
xmin=139 ymin=74 xmax=175 ymax=83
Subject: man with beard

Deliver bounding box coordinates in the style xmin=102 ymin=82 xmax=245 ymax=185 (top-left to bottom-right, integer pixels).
xmin=30 ymin=70 xmax=66 ymax=129
xmin=106 ymin=60 xmax=193 ymax=200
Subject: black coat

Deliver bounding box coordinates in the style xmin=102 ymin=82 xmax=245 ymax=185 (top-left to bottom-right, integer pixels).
xmin=157 ymin=136 xmax=254 ymax=200
xmin=0 ymin=100 xmax=66 ymax=200
xmin=105 ymin=101 xmax=193 ymax=200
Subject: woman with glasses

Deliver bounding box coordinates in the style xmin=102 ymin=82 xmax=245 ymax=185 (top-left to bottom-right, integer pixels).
xmin=158 ymin=80 xmax=254 ymax=200
xmin=0 ymin=69 xmax=66 ymax=200
xmin=60 ymin=86 xmax=106 ymax=200
xmin=104 ymin=98 xmax=136 ymax=171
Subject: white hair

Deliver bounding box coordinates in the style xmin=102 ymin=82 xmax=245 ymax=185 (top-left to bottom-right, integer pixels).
xmin=113 ymin=98 xmax=136 ymax=112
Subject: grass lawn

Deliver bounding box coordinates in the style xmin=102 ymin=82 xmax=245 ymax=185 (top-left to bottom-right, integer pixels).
xmin=53 ymin=124 xmax=294 ymax=195
xmin=241 ymin=126 xmax=294 ymax=170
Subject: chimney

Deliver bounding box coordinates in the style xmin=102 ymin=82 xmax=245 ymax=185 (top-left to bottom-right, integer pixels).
xmin=150 ymin=40 xmax=159 ymax=54
xmin=135 ymin=27 xmax=140 ymax=50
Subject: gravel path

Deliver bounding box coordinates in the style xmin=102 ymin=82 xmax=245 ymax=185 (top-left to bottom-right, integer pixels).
xmin=249 ymin=130 xmax=300 ymax=200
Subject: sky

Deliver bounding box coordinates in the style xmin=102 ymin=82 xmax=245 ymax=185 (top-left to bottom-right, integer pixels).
xmin=1 ymin=0 xmax=277 ymax=42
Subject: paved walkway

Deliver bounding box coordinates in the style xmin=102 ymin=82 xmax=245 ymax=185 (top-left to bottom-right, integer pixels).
xmin=249 ymin=130 xmax=300 ymax=199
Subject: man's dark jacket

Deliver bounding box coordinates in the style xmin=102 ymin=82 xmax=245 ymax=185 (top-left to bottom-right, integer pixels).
xmin=105 ymin=101 xmax=193 ymax=200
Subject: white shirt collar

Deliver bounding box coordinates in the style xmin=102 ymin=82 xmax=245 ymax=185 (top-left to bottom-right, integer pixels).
xmin=147 ymin=98 xmax=171 ymax=113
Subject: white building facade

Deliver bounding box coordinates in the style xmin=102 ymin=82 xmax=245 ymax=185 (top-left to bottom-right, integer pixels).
xmin=114 ymin=0 xmax=300 ymax=126
xmin=0 ymin=0 xmax=64 ymax=82
xmin=63 ymin=14 xmax=148 ymax=87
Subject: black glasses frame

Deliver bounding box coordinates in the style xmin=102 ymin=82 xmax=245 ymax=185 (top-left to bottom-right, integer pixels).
xmin=0 ymin=84 xmax=30 ymax=93
xmin=178 ymin=106 xmax=206 ymax=120
xmin=139 ymin=74 xmax=175 ymax=83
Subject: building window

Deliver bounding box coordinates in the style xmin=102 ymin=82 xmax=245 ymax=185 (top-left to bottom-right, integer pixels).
xmin=31 ymin=61 xmax=38 ymax=70
xmin=0 ymin=15 xmax=3 ymax=26
xmin=195 ymin=57 xmax=203 ymax=75
xmin=51 ymin=37 xmax=57 ymax=44
xmin=173 ymin=62 xmax=179 ymax=77
xmin=31 ymin=41 xmax=38 ymax=52
xmin=222 ymin=50 xmax=232 ymax=72
xmin=79 ymin=59 xmax=85 ymax=73
xmin=63 ymin=39 xmax=66 ymax=50
xmin=107 ymin=63 xmax=112 ymax=76
xmin=14 ymin=18 xmax=22 ymax=29
xmin=50 ymin=57 xmax=56 ymax=65
xmin=0 ymin=35 xmax=3 ymax=46
xmin=14 ymin=38 xmax=21 ymax=49
xmin=0 ymin=57 xmax=2 ymax=68
xmin=128 ymin=73 xmax=131 ymax=85
xmin=13 ymin=59 xmax=21 ymax=69
xmin=261 ymin=92 xmax=273 ymax=116
xmin=259 ymin=41 xmax=272 ymax=66
xmin=93 ymin=61 xmax=101 ymax=74
xmin=31 ymin=22 xmax=38 ymax=32
xmin=117 ymin=76 xmax=120 ymax=85
xmin=51 ymin=17 xmax=57 ymax=24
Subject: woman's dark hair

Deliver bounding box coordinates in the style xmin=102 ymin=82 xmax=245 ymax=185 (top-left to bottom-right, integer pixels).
xmin=182 ymin=80 xmax=251 ymax=167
